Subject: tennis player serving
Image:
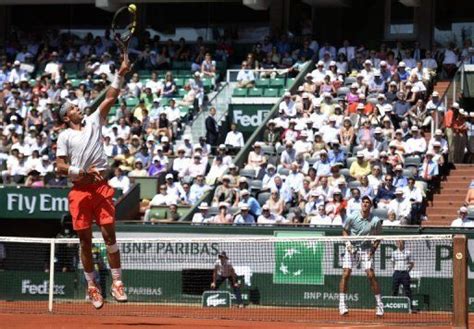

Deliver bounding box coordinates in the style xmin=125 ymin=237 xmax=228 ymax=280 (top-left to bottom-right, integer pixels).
xmin=56 ymin=55 xmax=130 ymax=309
xmin=339 ymin=195 xmax=384 ymax=317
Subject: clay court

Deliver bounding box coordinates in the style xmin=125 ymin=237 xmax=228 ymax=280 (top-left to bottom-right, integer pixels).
xmin=0 ymin=301 xmax=464 ymax=329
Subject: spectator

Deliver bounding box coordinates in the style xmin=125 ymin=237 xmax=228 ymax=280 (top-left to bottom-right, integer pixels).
xmin=236 ymin=61 xmax=255 ymax=88
xmin=192 ymin=202 xmax=210 ymax=224
xmin=375 ymin=174 xmax=396 ymax=209
xmin=405 ymin=126 xmax=426 ymax=156
xmin=209 ymin=202 xmax=232 ymax=224
xmin=418 ymin=151 xmax=439 ymax=186
xmin=180 ymin=153 xmax=206 ymax=179
xmin=224 ymin=123 xmax=244 ymax=149
xmin=388 ymin=188 xmax=412 ymax=224
xmin=246 ymin=142 xmax=266 ymax=171
xmin=349 ymin=152 xmax=371 ymax=180
xmin=257 ymin=204 xmax=284 ymax=224
xmin=451 ymin=207 xmax=473 ymax=228
xmin=383 ymin=210 xmax=401 ymax=226
xmin=213 ymin=175 xmax=235 ymax=205
xmin=392 ymin=165 xmax=408 ymax=189
xmin=347 ymin=187 xmax=362 ymax=216
xmin=108 ymin=167 xmax=130 ymax=193
xmin=128 ymin=159 xmax=147 ymax=177
xmin=234 ymin=204 xmax=255 ymax=225
xmin=309 ymin=204 xmax=333 ymax=225
xmin=239 ymin=189 xmax=261 ymax=219
xmin=445 ymin=103 xmax=467 ymax=163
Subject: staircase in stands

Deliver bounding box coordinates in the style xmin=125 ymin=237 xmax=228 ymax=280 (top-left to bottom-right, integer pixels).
xmin=425 ymin=164 xmax=474 ymax=226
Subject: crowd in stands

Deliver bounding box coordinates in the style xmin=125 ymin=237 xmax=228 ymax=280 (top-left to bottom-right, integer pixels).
xmin=1 ymin=29 xmax=474 ymax=226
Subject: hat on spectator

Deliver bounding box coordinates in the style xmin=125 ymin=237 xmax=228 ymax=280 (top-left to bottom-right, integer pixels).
xmin=134 ymin=159 xmax=143 ymax=165
xmin=218 ymin=144 xmax=226 ymax=149
xmin=323 ymin=92 xmax=332 ymax=98
xmin=380 ymin=151 xmax=387 ymax=157
xmin=433 ymin=141 xmax=441 ymax=147
xmin=405 ymin=81 xmax=412 ymax=87
xmin=356 ymin=151 xmax=364 ymax=158
xmin=240 ymin=189 xmax=250 ymax=196
xmin=411 ymin=126 xmax=419 ymax=132
xmin=389 ymin=81 xmax=397 ymax=86
xmin=317 ymin=60 xmax=324 ymax=66
xmin=10 ymin=115 xmax=18 ymax=121
xmin=329 ymin=61 xmax=336 ymax=66
xmin=350 ymin=83 xmax=358 ymax=89
xmin=13 ymin=60 xmax=21 ymax=66
xmin=284 ymin=91 xmax=292 ymax=98
xmin=228 ymin=163 xmax=237 ymax=170
xmin=152 ymin=156 xmax=161 ymax=162
xmin=156 ymin=145 xmax=163 ymax=151
xmin=356 ymin=103 xmax=365 ymax=110
xmin=183 ymin=134 xmax=191 ymax=140
xmin=357 ymin=72 xmax=364 ymax=78
xmin=319 ymin=149 xmax=328 ymax=155
xmin=389 ymin=141 xmax=397 ymax=148
xmin=161 ymin=136 xmax=169 ymax=142
xmin=262 ymin=204 xmax=270 ymax=210
xmin=131 ymin=135 xmax=140 ymax=140
xmin=333 ymin=188 xmax=342 ymax=195
xmin=395 ymin=129 xmax=403 ymax=135
xmin=41 ymin=155 xmax=49 ymax=161
xmin=241 ymin=204 xmax=250 ymax=210
xmin=380 ymin=60 xmax=387 ymax=66
xmin=165 ymin=173 xmax=174 ymax=180
xmin=364 ymin=59 xmax=372 ymax=65
xmin=435 ymin=129 xmax=443 ymax=136
xmin=377 ymin=93 xmax=386 ymax=100
xmin=310 ymin=190 xmax=320 ymax=197
xmin=398 ymin=61 xmax=406 ymax=68
xmin=297 ymin=86 xmax=304 ymax=92
xmin=194 ymin=71 xmax=201 ymax=77
xmin=302 ymin=92 xmax=309 ymax=99
xmin=432 ymin=91 xmax=439 ymax=97
xmin=383 ymin=104 xmax=393 ymax=113
xmin=145 ymin=135 xmax=155 ymax=143
xmin=222 ymin=175 xmax=231 ymax=182
xmin=395 ymin=187 xmax=404 ymax=195
xmin=313 ymin=98 xmax=322 ymax=107
xmin=331 ymin=139 xmax=339 ymax=145
xmin=218 ymin=202 xmax=229 ymax=209
xmin=267 ymin=119 xmax=276 ymax=126
xmin=426 ymin=150 xmax=434 ymax=156
xmin=452 ymin=102 xmax=460 ymax=109
xmin=374 ymin=127 xmax=383 ymax=134
xmin=337 ymin=178 xmax=346 ymax=185
xmin=267 ymin=164 xmax=275 ymax=170
xmin=198 ymin=202 xmax=209 ymax=210
xmin=239 ymin=177 xmax=248 ymax=183
xmin=329 ymin=115 xmax=336 ymax=122
xmin=285 ymin=140 xmax=293 ymax=146
xmin=193 ymin=152 xmax=202 ymax=158
xmin=460 ymin=206 xmax=468 ymax=214
xmin=395 ymin=164 xmax=403 ymax=171
xmin=193 ymin=144 xmax=202 ymax=150
xmin=305 ymin=73 xmax=313 ymax=79
xmin=374 ymin=70 xmax=381 ymax=76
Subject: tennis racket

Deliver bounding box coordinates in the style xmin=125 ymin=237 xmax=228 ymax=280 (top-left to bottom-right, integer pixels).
xmin=111 ymin=4 xmax=137 ymax=54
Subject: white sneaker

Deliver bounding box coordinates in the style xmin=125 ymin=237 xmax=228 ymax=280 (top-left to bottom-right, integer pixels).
xmin=339 ymin=304 xmax=349 ymax=316
xmin=376 ymin=303 xmax=384 ymax=317
xmin=87 ymin=284 xmax=104 ymax=310
xmin=111 ymin=280 xmax=128 ymax=302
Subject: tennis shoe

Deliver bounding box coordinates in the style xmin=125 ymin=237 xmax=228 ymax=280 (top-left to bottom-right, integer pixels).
xmin=339 ymin=304 xmax=349 ymax=316
xmin=87 ymin=285 xmax=104 ymax=310
xmin=111 ymin=280 xmax=128 ymax=302
xmin=376 ymin=303 xmax=384 ymax=317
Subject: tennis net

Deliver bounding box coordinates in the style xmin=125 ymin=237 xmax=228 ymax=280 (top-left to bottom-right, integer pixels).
xmin=0 ymin=234 xmax=466 ymax=326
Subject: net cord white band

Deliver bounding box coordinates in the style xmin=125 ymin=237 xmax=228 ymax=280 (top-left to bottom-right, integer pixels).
xmin=0 ymin=234 xmax=453 ymax=245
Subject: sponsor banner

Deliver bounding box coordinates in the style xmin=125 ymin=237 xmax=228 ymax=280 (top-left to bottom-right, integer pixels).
xmin=202 ymin=291 xmax=231 ymax=308
xmin=0 ymin=187 xmax=121 ymax=220
xmin=228 ymin=104 xmax=272 ymax=139
xmin=0 ymin=271 xmax=76 ymax=300
xmin=381 ymin=296 xmax=411 ymax=313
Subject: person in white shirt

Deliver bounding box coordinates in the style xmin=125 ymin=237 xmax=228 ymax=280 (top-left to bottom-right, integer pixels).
xmin=44 ymin=52 xmax=61 ymax=83
xmin=224 ymin=123 xmax=245 ymax=148
xmin=172 ymin=148 xmax=191 ymax=177
xmin=236 ymin=61 xmax=255 ymax=88
xmin=286 ymin=162 xmax=305 ymax=193
xmin=309 ymin=204 xmax=333 ymax=225
xmin=257 ymin=205 xmax=286 ymax=224
xmin=9 ymin=61 xmax=28 ymax=85
xmin=405 ymin=126 xmax=426 ymax=156
xmin=388 ymin=188 xmax=411 ymax=225
xmin=361 ymin=60 xmax=375 ymax=83
xmin=180 ymin=153 xmax=207 ymax=178
xmin=320 ymin=116 xmax=339 ymax=144
xmin=279 ymin=92 xmax=296 ymax=117
xmin=338 ymin=40 xmax=355 ymax=61
xmin=108 ymin=167 xmax=130 ymax=193
xmin=443 ymin=44 xmax=458 ymax=78
xmin=311 ymin=61 xmax=327 ymax=83
xmin=192 ymin=202 xmax=210 ymax=224
xmin=427 ymin=129 xmax=448 ymax=154
xmin=403 ymin=177 xmax=424 ymax=224
xmin=383 ymin=210 xmax=401 ymax=226
xmin=451 ymin=207 xmax=474 ymax=228
xmin=293 ymin=131 xmax=312 ymax=156
xmin=126 ymin=73 xmax=143 ymax=98
xmin=362 ymin=141 xmax=379 ymax=162
xmin=346 ymin=187 xmax=362 ymax=216
xmin=146 ymin=71 xmax=163 ymax=94
xmin=310 ymin=100 xmax=328 ymax=130
xmin=164 ymin=173 xmax=185 ymax=198
xmin=390 ymin=240 xmax=414 ymax=303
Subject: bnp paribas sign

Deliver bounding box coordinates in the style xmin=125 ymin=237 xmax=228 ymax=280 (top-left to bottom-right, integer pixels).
xmin=0 ymin=186 xmax=70 ymax=219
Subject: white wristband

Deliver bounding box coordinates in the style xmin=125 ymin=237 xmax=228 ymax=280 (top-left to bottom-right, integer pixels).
xmin=111 ymin=73 xmax=124 ymax=90
xmin=68 ymin=166 xmax=81 ymax=177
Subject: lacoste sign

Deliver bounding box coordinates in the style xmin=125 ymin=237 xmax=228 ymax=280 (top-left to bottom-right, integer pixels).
xmin=202 ymin=291 xmax=231 ymax=308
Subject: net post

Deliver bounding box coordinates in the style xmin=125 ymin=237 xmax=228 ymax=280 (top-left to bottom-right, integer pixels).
xmin=48 ymin=240 xmax=56 ymax=313
xmin=453 ymin=234 xmax=468 ymax=329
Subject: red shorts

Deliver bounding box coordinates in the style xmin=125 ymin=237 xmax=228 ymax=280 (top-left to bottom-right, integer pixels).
xmin=68 ymin=181 xmax=115 ymax=231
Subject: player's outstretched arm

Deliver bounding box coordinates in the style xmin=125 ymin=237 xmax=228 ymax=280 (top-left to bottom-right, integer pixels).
xmin=98 ymin=55 xmax=131 ymax=121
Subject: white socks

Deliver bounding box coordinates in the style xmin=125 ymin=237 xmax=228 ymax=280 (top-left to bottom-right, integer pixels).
xmin=375 ymin=294 xmax=382 ymax=304
xmin=84 ymin=271 xmax=96 ymax=287
xmin=339 ymin=293 xmax=346 ymax=305
xmin=111 ymin=268 xmax=122 ymax=282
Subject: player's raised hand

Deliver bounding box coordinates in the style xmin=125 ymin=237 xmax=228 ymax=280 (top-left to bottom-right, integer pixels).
xmin=118 ymin=54 xmax=131 ymax=77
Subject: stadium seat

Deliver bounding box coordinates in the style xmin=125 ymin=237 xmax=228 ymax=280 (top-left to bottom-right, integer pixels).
xmin=248 ymin=88 xmax=264 ymax=97
xmin=286 ymin=78 xmax=296 ymax=87
xmin=346 ymin=157 xmax=357 ymax=169
xmin=125 ymin=97 xmax=139 ymax=107
xmin=402 ymin=168 xmax=415 ymax=178
xmin=174 ymin=78 xmax=185 ymax=88
xmin=257 ymin=192 xmax=271 ymax=206
xmin=239 ymin=168 xmax=256 ymax=179
xmin=340 ymin=168 xmax=351 ymax=180
xmin=260 ymin=144 xmax=275 ymax=155
xmin=405 ymin=156 xmax=421 ymax=168
xmin=263 ymin=88 xmax=279 ymax=97
xmin=347 ymin=180 xmax=361 ymax=189
xmin=337 ymin=87 xmax=350 ymax=97
xmin=270 ymin=78 xmax=285 ymax=89
xmin=232 ymin=88 xmax=248 ymax=97
xmin=255 ymin=79 xmax=270 ymax=88
xmin=178 ymin=88 xmax=187 ymax=97
xmin=371 ymin=208 xmax=388 ymax=220
xmin=344 ymin=77 xmax=357 ymax=86
xmin=276 ymin=145 xmax=286 ymax=155
xmin=250 ymin=180 xmax=263 ymax=192
xmin=278 ymin=167 xmax=290 ymax=176
xmin=207 ymin=207 xmax=219 ymax=216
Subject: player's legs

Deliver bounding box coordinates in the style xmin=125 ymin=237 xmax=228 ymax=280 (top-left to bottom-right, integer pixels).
xmin=392 ymin=271 xmax=402 ymax=296
xmin=339 ymin=268 xmax=351 ymax=315
xmin=366 ymin=269 xmax=384 ymax=317
xmin=101 ymin=223 xmax=127 ymax=302
xmin=77 ymin=227 xmax=104 ymax=309
xmin=400 ymin=272 xmax=412 ymax=301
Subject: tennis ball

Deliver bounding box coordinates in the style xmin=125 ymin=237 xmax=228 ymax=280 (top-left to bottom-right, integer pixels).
xmin=128 ymin=4 xmax=136 ymax=13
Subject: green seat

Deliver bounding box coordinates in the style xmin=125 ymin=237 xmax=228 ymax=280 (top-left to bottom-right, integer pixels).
xmin=255 ymin=79 xmax=270 ymax=88
xmin=248 ymin=88 xmax=264 ymax=97
xmin=263 ymin=88 xmax=279 ymax=97
xmin=137 ymin=70 xmax=151 ymax=79
xmin=174 ymin=78 xmax=185 ymax=88
xmin=278 ymin=88 xmax=288 ymax=97
xmin=70 ymin=79 xmax=80 ymax=88
xmin=178 ymin=88 xmax=187 ymax=97
xmin=148 ymin=207 xmax=167 ymax=220
xmin=232 ymin=88 xmax=248 ymax=97
xmin=125 ymin=97 xmax=139 ymax=107
xmin=270 ymin=78 xmax=285 ymax=88
xmin=286 ymin=78 xmax=296 ymax=87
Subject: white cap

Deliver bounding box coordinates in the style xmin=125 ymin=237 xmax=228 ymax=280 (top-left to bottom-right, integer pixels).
xmin=395 ymin=164 xmax=403 ymax=171
xmin=398 ymin=61 xmax=406 ymax=67
xmin=374 ymin=127 xmax=383 ymax=134
xmin=380 ymin=60 xmax=387 ymax=66
xmin=305 ymin=73 xmax=313 ymax=79
xmin=240 ymin=189 xmax=250 ymax=196
xmin=317 ymin=60 xmax=324 ymax=66
xmin=219 ymin=144 xmax=226 ymax=149
xmin=319 ymin=149 xmax=328 ymax=155
xmin=152 ymin=156 xmax=161 ymax=162
xmin=329 ymin=61 xmax=336 ymax=66
xmin=435 ymin=129 xmax=443 ymax=136
xmin=389 ymin=81 xmax=397 ymax=86
xmin=241 ymin=204 xmax=250 ymax=210
xmin=377 ymin=93 xmax=386 ymax=99
xmin=331 ymin=139 xmax=339 ymax=144
xmin=198 ymin=202 xmax=209 ymax=210
xmin=14 ymin=60 xmax=20 ymax=66
xmin=11 ymin=115 xmax=18 ymax=121
xmin=262 ymin=204 xmax=270 ymax=210
xmin=395 ymin=187 xmax=404 ymax=194
xmin=284 ymin=91 xmax=291 ymax=97
xmin=452 ymin=102 xmax=460 ymax=109
xmin=41 ymin=155 xmax=49 ymax=161
xmin=161 ymin=136 xmax=169 ymax=142
xmin=432 ymin=91 xmax=439 ymax=97
xmin=297 ymin=85 xmax=304 ymax=92
xmin=333 ymin=188 xmax=342 ymax=194
xmin=356 ymin=151 xmax=364 ymax=157
xmin=165 ymin=173 xmax=174 ymax=180
xmin=364 ymin=59 xmax=372 ymax=65
xmin=411 ymin=125 xmax=419 ymax=131
xmin=218 ymin=202 xmax=229 ymax=208
xmin=329 ymin=115 xmax=336 ymax=122
xmin=433 ymin=141 xmax=441 ymax=147
xmin=302 ymin=92 xmax=310 ymax=99
xmin=460 ymin=206 xmax=468 ymax=213
xmin=183 ymin=134 xmax=191 ymax=140
xmin=323 ymin=92 xmax=332 ymax=98
xmin=350 ymin=83 xmax=358 ymax=89
xmin=357 ymin=103 xmax=365 ymax=110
